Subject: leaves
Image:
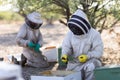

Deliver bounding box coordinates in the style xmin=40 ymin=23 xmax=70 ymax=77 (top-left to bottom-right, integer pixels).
xmin=7 ymin=0 xmax=120 ymax=32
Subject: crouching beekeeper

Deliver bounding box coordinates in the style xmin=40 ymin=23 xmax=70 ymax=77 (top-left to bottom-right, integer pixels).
xmin=61 ymin=9 xmax=103 ymax=80
xmin=16 ymin=12 xmax=49 ymax=68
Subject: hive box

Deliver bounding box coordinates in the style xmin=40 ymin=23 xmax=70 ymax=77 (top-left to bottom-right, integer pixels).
xmin=94 ymin=65 xmax=120 ymax=80
xmin=41 ymin=46 xmax=58 ymax=62
xmin=0 ymin=62 xmax=24 ymax=80
xmin=31 ymin=70 xmax=81 ymax=80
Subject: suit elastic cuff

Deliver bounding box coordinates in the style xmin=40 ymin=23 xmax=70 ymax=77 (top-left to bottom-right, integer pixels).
xmin=25 ymin=40 xmax=30 ymax=47
xmin=87 ymin=54 xmax=91 ymax=59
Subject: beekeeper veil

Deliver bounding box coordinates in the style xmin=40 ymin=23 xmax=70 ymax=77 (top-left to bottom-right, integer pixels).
xmin=68 ymin=9 xmax=91 ymax=35
xmin=25 ymin=12 xmax=43 ymax=29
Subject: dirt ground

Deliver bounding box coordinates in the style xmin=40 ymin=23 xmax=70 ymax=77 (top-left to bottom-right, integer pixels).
xmin=0 ymin=21 xmax=120 ymax=80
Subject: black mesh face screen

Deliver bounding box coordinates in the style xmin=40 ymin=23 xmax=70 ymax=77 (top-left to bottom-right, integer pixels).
xmin=25 ymin=17 xmax=42 ymax=29
xmin=68 ymin=23 xmax=84 ymax=35
xmin=32 ymin=23 xmax=42 ymax=29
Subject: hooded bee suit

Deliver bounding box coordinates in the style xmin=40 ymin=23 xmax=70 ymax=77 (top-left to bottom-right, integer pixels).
xmin=16 ymin=12 xmax=49 ymax=68
xmin=62 ymin=9 xmax=103 ymax=80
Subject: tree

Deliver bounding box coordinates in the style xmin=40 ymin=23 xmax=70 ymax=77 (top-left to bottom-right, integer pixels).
xmin=47 ymin=0 xmax=120 ymax=33
xmin=14 ymin=0 xmax=44 ymax=17
xmin=15 ymin=0 xmax=58 ymax=24
xmin=12 ymin=0 xmax=120 ymax=32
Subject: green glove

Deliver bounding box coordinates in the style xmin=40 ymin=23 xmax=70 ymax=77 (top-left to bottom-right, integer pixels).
xmin=34 ymin=44 xmax=41 ymax=52
xmin=28 ymin=42 xmax=36 ymax=48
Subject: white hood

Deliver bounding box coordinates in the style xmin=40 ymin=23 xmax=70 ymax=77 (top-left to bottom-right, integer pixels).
xmin=27 ymin=12 xmax=43 ymax=24
xmin=68 ymin=9 xmax=91 ymax=35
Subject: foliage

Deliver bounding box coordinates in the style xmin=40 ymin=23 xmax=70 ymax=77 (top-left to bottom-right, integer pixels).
xmin=0 ymin=11 xmax=23 ymax=21
xmin=47 ymin=0 xmax=120 ymax=32
xmin=1 ymin=0 xmax=120 ymax=32
xmin=15 ymin=0 xmax=42 ymax=17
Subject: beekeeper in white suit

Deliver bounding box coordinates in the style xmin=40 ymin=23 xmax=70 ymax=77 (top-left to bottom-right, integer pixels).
xmin=61 ymin=9 xmax=103 ymax=80
xmin=16 ymin=12 xmax=49 ymax=68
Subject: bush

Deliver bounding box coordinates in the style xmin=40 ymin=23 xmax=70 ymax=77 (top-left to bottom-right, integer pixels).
xmin=0 ymin=11 xmax=24 ymax=21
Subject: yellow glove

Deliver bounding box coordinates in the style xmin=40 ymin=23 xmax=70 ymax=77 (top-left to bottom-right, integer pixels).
xmin=78 ymin=54 xmax=88 ymax=63
xmin=61 ymin=54 xmax=68 ymax=63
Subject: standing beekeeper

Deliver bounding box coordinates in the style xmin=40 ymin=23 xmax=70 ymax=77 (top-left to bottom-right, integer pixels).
xmin=16 ymin=12 xmax=49 ymax=68
xmin=61 ymin=9 xmax=103 ymax=80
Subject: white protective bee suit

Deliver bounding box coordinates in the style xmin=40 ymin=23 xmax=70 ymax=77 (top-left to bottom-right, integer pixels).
xmin=16 ymin=12 xmax=49 ymax=68
xmin=62 ymin=9 xmax=103 ymax=80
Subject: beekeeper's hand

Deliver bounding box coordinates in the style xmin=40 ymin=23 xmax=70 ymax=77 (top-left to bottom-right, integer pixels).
xmin=27 ymin=42 xmax=36 ymax=48
xmin=78 ymin=54 xmax=88 ymax=63
xmin=34 ymin=44 xmax=41 ymax=52
xmin=61 ymin=54 xmax=68 ymax=63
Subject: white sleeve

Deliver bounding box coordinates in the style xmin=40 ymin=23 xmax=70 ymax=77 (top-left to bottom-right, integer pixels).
xmin=16 ymin=25 xmax=30 ymax=47
xmin=87 ymin=32 xmax=103 ymax=59
xmin=38 ymin=31 xmax=43 ymax=47
xmin=62 ymin=32 xmax=73 ymax=56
